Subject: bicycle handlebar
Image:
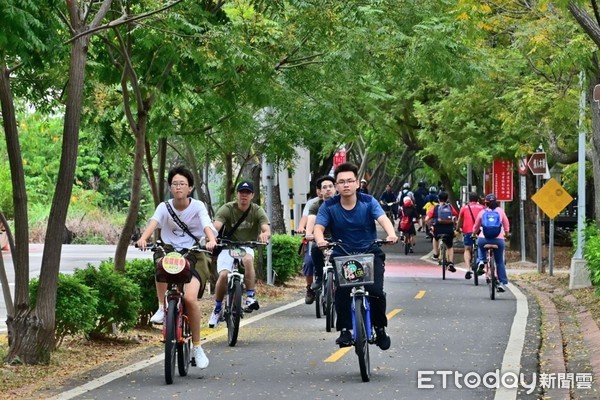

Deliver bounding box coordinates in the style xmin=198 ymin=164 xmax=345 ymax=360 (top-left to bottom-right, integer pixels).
xmin=318 ymin=239 xmax=394 ymax=254
xmin=135 ymin=241 xmax=211 ymax=254
xmin=217 ymin=239 xmax=267 ymax=248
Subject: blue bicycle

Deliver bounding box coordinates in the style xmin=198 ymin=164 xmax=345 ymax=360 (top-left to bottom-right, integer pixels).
xmin=324 ymin=239 xmax=392 ymax=382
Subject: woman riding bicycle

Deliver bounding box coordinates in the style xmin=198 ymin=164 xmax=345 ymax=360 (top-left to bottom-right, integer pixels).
xmin=313 ymin=162 xmax=398 ymax=350
xmin=397 ymin=197 xmax=419 ymax=252
xmin=136 ymin=165 xmax=217 ymax=369
xmin=472 ymin=194 xmax=510 ymax=292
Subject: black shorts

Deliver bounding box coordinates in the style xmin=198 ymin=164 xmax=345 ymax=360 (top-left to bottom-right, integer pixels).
xmin=433 ymin=230 xmax=454 ymax=248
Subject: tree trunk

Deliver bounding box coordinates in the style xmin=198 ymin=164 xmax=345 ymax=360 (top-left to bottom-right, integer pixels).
xmin=114 ymin=117 xmax=147 ymax=272
xmin=0 ymin=65 xmax=29 ymax=340
xmin=7 ymin=34 xmax=91 ymax=364
xmin=271 ymin=183 xmax=286 ymax=234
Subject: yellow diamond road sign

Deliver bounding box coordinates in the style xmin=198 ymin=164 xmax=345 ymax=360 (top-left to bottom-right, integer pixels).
xmin=531 ymin=178 xmax=573 ymax=219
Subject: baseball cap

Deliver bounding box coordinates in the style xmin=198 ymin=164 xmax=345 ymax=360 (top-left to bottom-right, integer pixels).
xmin=237 ymin=181 xmax=254 ymax=192
xmin=360 ymin=179 xmax=367 ymax=183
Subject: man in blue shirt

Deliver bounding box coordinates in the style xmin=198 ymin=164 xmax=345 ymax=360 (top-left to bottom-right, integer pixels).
xmin=314 ymin=162 xmax=398 ymax=350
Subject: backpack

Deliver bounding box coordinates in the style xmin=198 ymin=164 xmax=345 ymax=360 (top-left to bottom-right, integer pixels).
xmin=435 ymin=203 xmax=454 ymax=225
xmin=399 ymin=213 xmax=411 ymax=231
xmin=481 ymin=209 xmax=502 ymax=239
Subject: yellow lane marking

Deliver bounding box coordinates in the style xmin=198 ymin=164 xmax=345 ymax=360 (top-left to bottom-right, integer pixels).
xmin=415 ymin=290 xmax=426 ymax=299
xmin=324 ymin=308 xmax=402 ymax=363
xmin=325 ymin=347 xmax=352 ymax=362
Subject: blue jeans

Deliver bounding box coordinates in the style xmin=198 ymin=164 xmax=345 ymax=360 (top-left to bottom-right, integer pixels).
xmin=476 ymin=237 xmax=507 ymax=284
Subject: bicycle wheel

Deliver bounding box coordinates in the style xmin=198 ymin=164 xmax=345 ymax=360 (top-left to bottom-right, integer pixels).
xmin=314 ymin=284 xmax=322 ymax=319
xmin=325 ymin=270 xmax=335 ymax=332
xmin=471 ymin=257 xmax=479 ymax=286
xmin=354 ymin=296 xmax=370 ymax=382
xmin=227 ymin=278 xmax=242 ymax=346
xmin=164 ymin=299 xmax=177 ymax=384
xmin=177 ymin=311 xmax=191 ymax=377
xmin=441 ymin=243 xmax=447 ymax=280
xmin=489 ymin=255 xmax=496 ymax=300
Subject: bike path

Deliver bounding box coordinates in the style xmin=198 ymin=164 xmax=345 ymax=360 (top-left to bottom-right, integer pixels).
xmin=50 ymin=267 xmax=533 ymax=400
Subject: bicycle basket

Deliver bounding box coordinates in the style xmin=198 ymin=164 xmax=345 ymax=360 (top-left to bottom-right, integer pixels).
xmin=334 ymin=254 xmax=375 ymax=287
xmin=155 ymin=252 xmax=192 ymax=283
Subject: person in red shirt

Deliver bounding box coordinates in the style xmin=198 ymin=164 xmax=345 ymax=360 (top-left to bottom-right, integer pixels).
xmin=457 ymin=193 xmax=485 ymax=279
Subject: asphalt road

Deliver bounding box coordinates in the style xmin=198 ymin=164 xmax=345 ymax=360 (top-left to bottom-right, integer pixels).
xmin=36 ymin=234 xmax=539 ymax=400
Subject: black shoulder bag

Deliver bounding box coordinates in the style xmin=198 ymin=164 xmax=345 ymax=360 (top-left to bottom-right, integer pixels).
xmin=165 ymin=201 xmax=200 ymax=244
xmin=212 ymin=205 xmax=252 ymax=259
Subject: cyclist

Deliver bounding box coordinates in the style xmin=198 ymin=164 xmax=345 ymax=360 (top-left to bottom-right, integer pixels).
xmin=422 ymin=186 xmax=439 ymax=240
xmin=413 ymin=181 xmax=429 ymax=231
xmin=304 ymin=175 xmax=337 ymax=291
xmin=456 ymin=192 xmax=485 ymax=279
xmin=313 ymin=162 xmax=398 ymax=351
xmin=358 ymin=178 xmax=369 ymax=194
xmin=296 ymin=186 xmax=322 ymax=305
xmin=136 ymin=165 xmax=216 ymax=369
xmin=396 ymin=182 xmax=415 ymax=205
xmin=397 ymin=197 xmax=419 ymax=251
xmin=208 ymin=181 xmax=271 ymax=327
xmin=472 ymin=194 xmax=510 ymax=292
xmin=379 ymin=183 xmax=397 ymax=222
xmin=425 ymin=191 xmax=458 ymax=272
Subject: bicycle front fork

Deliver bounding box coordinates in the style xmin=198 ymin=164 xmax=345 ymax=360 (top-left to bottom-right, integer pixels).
xmin=351 ymin=295 xmax=373 ymax=343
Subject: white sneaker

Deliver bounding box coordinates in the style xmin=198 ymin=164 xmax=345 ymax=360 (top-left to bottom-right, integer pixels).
xmin=150 ymin=306 xmax=164 ymax=324
xmin=208 ymin=308 xmax=223 ymax=328
xmin=192 ymin=345 xmax=209 ymax=369
xmin=244 ymin=296 xmax=260 ymax=313
xmin=497 ymin=283 xmax=507 ymax=293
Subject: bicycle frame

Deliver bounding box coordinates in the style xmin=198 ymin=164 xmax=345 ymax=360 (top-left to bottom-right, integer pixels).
xmin=350 ymin=288 xmax=373 ymax=343
xmin=484 ymin=245 xmax=499 ymax=300
xmin=320 ymin=247 xmax=336 ymax=332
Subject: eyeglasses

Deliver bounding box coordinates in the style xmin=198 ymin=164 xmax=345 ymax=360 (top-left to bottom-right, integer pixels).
xmin=171 ymin=182 xmax=189 ymax=188
xmin=336 ymin=179 xmax=357 ymax=186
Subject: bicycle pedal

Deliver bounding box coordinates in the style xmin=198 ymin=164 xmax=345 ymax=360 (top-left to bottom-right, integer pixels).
xmin=191 ymin=358 xmax=197 ymax=367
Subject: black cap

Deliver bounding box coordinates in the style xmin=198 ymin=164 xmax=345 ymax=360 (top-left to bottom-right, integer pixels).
xmin=237 ymin=181 xmax=254 ymax=192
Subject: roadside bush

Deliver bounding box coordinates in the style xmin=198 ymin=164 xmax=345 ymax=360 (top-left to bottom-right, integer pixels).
xmin=262 ymin=234 xmax=303 ymax=284
xmin=0 ymin=161 xmax=13 ymax=218
xmin=584 ymin=224 xmax=600 ymax=292
xmin=124 ymin=258 xmax=157 ymax=326
xmin=73 ymin=262 xmax=141 ymax=336
xmin=29 ymin=274 xmax=98 ymax=348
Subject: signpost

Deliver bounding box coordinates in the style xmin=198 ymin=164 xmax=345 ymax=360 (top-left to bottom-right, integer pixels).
xmin=333 ymin=149 xmax=346 ymax=167
xmin=528 ymin=152 xmax=547 ymax=175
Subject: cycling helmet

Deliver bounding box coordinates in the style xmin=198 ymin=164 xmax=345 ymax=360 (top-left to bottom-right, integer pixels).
xmin=485 ymin=194 xmax=497 ymax=203
xmin=360 ymin=179 xmax=367 ymax=184
xmin=403 ymin=197 xmax=413 ymax=207
xmin=402 ymin=182 xmax=410 ymax=189
xmin=418 ymin=181 xmax=425 ymax=187
xmin=429 ymin=186 xmax=437 ymax=193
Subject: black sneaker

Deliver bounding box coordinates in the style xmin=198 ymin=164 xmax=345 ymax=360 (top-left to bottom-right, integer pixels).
xmin=477 ymin=262 xmax=485 ymax=276
xmin=465 ymin=271 xmax=472 ymax=280
xmin=311 ymin=279 xmax=323 ymax=291
xmin=432 ymin=254 xmax=439 ymax=261
xmin=335 ymin=330 xmax=353 ymax=347
xmin=447 ymin=263 xmax=456 ymax=273
xmin=305 ymin=287 xmax=315 ymax=304
xmin=375 ymin=327 xmax=391 ymax=350
xmin=244 ymin=296 xmax=260 ymax=313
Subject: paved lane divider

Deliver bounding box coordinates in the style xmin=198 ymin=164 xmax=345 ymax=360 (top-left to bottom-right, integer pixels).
xmin=414 ymin=290 xmax=426 ymax=299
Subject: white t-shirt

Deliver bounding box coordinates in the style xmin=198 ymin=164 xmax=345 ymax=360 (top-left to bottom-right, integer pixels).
xmin=302 ymin=196 xmax=320 ymax=216
xmin=151 ymin=198 xmax=216 ymax=251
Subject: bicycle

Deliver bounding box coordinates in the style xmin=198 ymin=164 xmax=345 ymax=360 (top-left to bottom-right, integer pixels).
xmin=325 ymin=239 xmax=392 ymax=382
xmin=143 ymin=241 xmax=209 ymax=385
xmin=437 ymin=234 xmax=451 ymax=280
xmin=470 ymin=239 xmax=479 ymax=286
xmin=484 ymin=244 xmax=499 ymax=300
xmin=383 ymin=202 xmax=396 ymax=223
xmin=216 ymin=239 xmax=265 ymax=346
xmin=316 ymin=245 xmax=336 ymax=332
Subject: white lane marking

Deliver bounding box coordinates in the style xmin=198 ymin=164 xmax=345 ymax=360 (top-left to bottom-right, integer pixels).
xmin=494 ymin=284 xmax=528 ymax=400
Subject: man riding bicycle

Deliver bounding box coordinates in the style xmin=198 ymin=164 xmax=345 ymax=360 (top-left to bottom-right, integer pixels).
xmin=425 ymin=192 xmax=458 ymax=272
xmin=379 ymin=183 xmax=397 ymax=222
xmin=313 ymin=162 xmax=398 ymax=351
xmin=456 ymin=192 xmax=484 ymax=279
xmin=208 ymin=181 xmax=271 ymax=328
xmin=136 ymin=165 xmax=216 ymax=369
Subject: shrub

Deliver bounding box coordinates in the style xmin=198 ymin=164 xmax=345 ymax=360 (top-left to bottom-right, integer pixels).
xmin=584 ymin=224 xmax=600 ymax=291
xmin=124 ymin=258 xmax=157 ymax=326
xmin=29 ymin=274 xmax=98 ymax=347
xmin=73 ymin=262 xmax=141 ymax=336
xmin=262 ymin=234 xmax=303 ymax=284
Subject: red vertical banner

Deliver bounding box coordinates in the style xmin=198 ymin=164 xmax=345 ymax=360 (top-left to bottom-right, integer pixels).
xmin=493 ymin=159 xmax=513 ymax=201
xmin=484 ymin=166 xmax=493 ymax=196
xmin=333 ymin=150 xmax=346 ymax=167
